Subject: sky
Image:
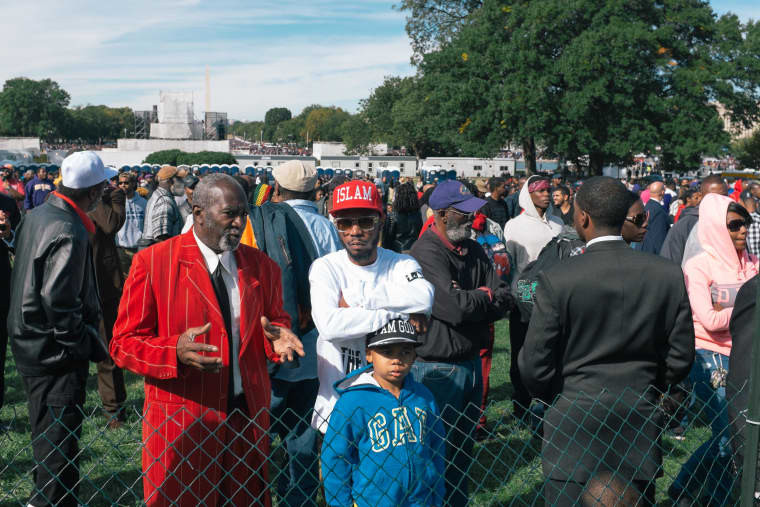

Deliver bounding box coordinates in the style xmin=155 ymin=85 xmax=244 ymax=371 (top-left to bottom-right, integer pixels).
xmin=0 ymin=0 xmax=757 ymax=122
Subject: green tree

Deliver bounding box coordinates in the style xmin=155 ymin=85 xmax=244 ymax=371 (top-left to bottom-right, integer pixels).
xmin=390 ymin=77 xmax=448 ymax=158
xmin=230 ymin=120 xmax=265 ymax=142
xmin=360 ymin=76 xmax=413 ymax=140
xmin=0 ymin=77 xmax=70 ymax=139
xmin=144 ymin=149 xmax=182 ymax=165
xmin=733 ymin=130 xmax=760 ymax=169
xmin=263 ymin=107 xmax=292 ymax=141
xmin=274 ymin=117 xmax=307 ymax=144
xmin=415 ymin=0 xmax=760 ymax=174
xmin=65 ymin=105 xmax=133 ymax=142
xmin=394 ymin=0 xmax=483 ymax=63
xmin=304 ymin=107 xmax=351 ymax=142
xmin=341 ymin=114 xmax=374 ymax=154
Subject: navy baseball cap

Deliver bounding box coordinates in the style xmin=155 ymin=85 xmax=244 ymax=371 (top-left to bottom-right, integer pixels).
xmin=429 ymin=180 xmax=487 ymax=212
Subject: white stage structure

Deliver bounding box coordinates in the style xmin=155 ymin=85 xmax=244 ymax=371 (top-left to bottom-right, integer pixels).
xmin=150 ymin=92 xmax=202 ymax=140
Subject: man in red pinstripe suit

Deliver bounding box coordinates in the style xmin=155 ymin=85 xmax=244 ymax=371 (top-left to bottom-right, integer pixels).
xmin=111 ymin=173 xmax=304 ymax=506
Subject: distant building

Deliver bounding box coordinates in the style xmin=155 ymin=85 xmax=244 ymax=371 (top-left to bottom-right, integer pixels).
xmin=235 ymin=155 xmax=318 ymax=168
xmin=319 ymin=155 xmax=417 ymax=178
xmin=149 ymin=91 xmax=203 ymax=140
xmin=715 ymin=102 xmax=759 ymax=141
xmin=421 ymin=157 xmax=516 ymax=178
xmin=312 ymin=142 xmax=389 ymax=160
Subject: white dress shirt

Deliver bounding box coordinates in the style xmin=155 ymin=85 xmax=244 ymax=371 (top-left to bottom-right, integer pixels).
xmin=586 ymin=235 xmax=624 ymax=247
xmin=193 ymin=230 xmax=243 ymax=396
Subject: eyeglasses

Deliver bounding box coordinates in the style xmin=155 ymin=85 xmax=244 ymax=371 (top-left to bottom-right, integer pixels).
xmin=335 ymin=215 xmax=380 ymax=232
xmin=625 ymin=211 xmax=649 ymax=228
xmin=447 ymin=208 xmax=474 ymax=221
xmin=118 ymin=180 xmax=130 ymax=186
xmin=727 ymin=218 xmax=752 ymax=232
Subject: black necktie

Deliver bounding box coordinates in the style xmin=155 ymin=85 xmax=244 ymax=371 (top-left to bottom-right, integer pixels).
xmin=210 ymin=262 xmax=235 ymax=406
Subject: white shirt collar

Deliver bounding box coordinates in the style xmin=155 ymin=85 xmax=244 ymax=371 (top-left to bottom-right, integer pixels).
xmin=586 ymin=235 xmax=624 ymax=247
xmin=193 ymin=229 xmax=236 ymax=275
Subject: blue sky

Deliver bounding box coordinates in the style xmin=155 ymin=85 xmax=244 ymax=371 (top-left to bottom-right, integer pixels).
xmin=0 ymin=0 xmax=756 ymax=121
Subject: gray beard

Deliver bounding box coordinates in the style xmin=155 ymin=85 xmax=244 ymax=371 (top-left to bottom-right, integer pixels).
xmin=446 ymin=221 xmax=471 ymax=244
xmin=218 ymin=231 xmax=241 ymax=251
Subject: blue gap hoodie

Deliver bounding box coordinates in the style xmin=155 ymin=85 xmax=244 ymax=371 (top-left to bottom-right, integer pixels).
xmin=321 ymin=365 xmax=446 ymax=507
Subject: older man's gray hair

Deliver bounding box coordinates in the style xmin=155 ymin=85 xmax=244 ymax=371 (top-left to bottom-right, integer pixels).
xmin=193 ymin=173 xmax=246 ymax=211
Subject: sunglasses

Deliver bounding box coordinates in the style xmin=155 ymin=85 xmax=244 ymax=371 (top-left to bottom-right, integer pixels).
xmin=625 ymin=211 xmax=649 ymax=228
xmin=335 ymin=215 xmax=380 ymax=232
xmin=727 ymin=218 xmax=752 ymax=232
xmin=447 ymin=208 xmax=474 ymax=220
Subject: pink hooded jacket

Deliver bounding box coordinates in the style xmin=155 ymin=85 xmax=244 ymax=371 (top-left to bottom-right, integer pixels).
xmin=683 ymin=193 xmax=758 ymax=355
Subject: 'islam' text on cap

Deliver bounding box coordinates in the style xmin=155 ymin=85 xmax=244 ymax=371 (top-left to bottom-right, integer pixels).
xmin=330 ymin=180 xmax=383 ymax=215
xmin=61 ymin=151 xmax=118 ymax=190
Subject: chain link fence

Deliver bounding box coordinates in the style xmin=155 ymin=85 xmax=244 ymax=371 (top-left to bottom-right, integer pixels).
xmin=0 ymin=379 xmax=752 ymax=506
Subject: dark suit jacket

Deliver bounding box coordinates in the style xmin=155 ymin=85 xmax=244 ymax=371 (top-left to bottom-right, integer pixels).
xmin=88 ymin=187 xmax=126 ymax=304
xmin=728 ymin=274 xmax=758 ymax=471
xmin=640 ymin=199 xmax=670 ymax=255
xmin=518 ymin=240 xmax=694 ymax=482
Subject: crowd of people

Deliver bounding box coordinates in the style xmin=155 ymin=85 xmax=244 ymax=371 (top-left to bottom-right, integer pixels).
xmin=1 ymin=152 xmax=760 ymax=506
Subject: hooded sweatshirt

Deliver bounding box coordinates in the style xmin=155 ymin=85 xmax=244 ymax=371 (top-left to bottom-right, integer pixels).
xmin=503 ymin=176 xmax=563 ymax=293
xmin=683 ymin=194 xmax=758 ymax=355
xmin=321 ymin=365 xmax=445 ymax=507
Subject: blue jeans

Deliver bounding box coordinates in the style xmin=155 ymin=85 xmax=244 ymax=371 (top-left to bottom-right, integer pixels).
xmin=671 ymin=350 xmax=735 ymax=505
xmin=270 ymin=378 xmax=320 ymax=507
xmin=411 ymin=358 xmax=483 ymax=507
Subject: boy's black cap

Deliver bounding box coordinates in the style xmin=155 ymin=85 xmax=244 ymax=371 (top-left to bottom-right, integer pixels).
xmin=366 ymin=319 xmax=420 ymax=348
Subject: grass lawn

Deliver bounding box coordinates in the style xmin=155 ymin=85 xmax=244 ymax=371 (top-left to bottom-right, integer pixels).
xmin=0 ymin=320 xmax=721 ymax=506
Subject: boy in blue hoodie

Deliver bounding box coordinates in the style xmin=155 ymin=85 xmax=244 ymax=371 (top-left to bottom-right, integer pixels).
xmin=321 ymin=318 xmax=446 ymax=507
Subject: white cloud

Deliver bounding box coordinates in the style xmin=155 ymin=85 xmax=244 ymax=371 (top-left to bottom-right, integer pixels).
xmin=0 ymin=0 xmax=414 ymax=119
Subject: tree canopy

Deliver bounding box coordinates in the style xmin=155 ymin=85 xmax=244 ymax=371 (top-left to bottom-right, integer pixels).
xmin=0 ymin=78 xmax=70 ymax=139
xmin=382 ymin=0 xmax=760 ymax=173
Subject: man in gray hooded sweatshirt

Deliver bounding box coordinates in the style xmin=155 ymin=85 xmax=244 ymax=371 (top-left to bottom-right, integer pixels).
xmin=503 ymin=175 xmax=563 ymax=420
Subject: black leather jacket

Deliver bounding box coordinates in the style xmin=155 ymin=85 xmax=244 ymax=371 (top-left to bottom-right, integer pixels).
xmin=8 ymin=193 xmax=107 ymax=375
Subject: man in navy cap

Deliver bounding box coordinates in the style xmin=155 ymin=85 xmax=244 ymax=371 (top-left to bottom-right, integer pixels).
xmin=410 ymin=180 xmax=512 ymax=507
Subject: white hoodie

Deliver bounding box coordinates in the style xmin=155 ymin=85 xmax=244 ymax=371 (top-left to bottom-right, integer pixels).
xmin=503 ymin=176 xmax=563 ymax=293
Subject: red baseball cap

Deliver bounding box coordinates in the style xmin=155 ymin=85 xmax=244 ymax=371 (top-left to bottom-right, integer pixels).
xmin=330 ymin=180 xmax=383 ymax=215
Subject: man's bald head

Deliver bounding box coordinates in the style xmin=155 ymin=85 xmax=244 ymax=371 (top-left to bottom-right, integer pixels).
xmin=193 ymin=173 xmax=247 ymax=211
xmin=192 ymin=173 xmax=248 ymax=253
xmin=649 ymin=181 xmax=664 ymax=198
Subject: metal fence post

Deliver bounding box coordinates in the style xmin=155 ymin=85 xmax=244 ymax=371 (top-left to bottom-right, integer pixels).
xmin=740 ymin=281 xmax=760 ymax=505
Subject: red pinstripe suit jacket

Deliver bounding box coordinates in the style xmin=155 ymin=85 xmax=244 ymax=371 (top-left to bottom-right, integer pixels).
xmin=111 ymin=230 xmax=290 ymax=505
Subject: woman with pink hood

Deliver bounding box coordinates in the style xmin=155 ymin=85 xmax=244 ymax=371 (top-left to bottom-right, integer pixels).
xmin=669 ymin=193 xmax=757 ymax=505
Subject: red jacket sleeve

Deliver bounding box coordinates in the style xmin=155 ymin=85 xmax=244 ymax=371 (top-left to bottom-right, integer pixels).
xmin=110 ymin=252 xmax=181 ymax=379
xmin=261 ymin=256 xmax=291 ymax=363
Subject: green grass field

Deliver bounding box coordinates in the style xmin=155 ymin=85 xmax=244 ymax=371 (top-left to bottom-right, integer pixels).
xmin=0 ymin=320 xmax=720 ymax=506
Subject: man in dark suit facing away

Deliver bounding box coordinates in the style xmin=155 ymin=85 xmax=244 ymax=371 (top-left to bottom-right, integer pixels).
xmin=639 ymin=181 xmax=670 ymax=254
xmin=518 ymin=176 xmax=695 ymax=506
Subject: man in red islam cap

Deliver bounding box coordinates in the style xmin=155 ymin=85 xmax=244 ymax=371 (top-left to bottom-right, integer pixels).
xmin=308 ymin=180 xmax=434 ymax=434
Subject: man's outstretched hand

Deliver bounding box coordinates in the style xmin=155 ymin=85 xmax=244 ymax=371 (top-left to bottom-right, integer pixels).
xmin=261 ymin=316 xmax=306 ymax=363
xmin=176 ymin=323 xmax=222 ymax=372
